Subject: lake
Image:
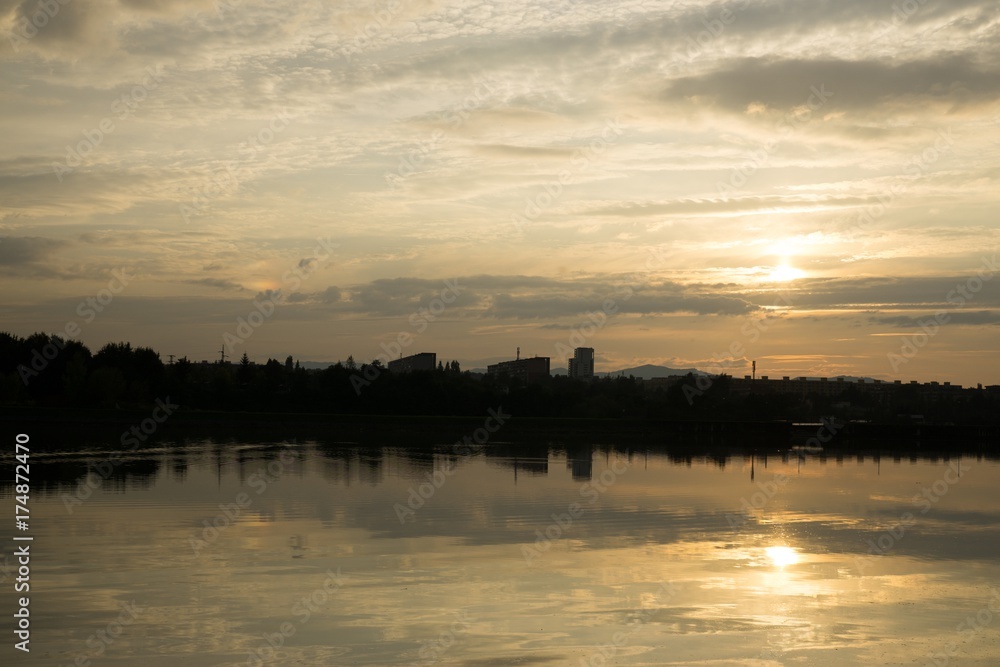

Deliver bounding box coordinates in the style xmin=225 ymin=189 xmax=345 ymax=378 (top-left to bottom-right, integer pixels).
xmin=5 ymin=438 xmax=1000 ymax=666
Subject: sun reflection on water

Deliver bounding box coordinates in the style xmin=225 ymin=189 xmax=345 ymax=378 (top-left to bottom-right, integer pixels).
xmin=764 ymin=545 xmax=800 ymax=568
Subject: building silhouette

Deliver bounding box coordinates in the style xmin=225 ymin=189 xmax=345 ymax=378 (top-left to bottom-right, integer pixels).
xmin=645 ymin=373 xmax=977 ymax=404
xmin=568 ymin=347 xmax=594 ymax=379
xmin=487 ymin=348 xmax=550 ymax=383
xmin=725 ymin=375 xmax=964 ymax=400
xmin=388 ymin=352 xmax=437 ymax=373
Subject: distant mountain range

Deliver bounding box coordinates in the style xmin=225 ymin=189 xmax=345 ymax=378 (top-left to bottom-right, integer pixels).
xmin=295 ymin=360 xmax=877 ymax=383
xmin=470 ymin=363 xmax=709 ymax=379
xmin=591 ymin=364 xmax=708 ymax=379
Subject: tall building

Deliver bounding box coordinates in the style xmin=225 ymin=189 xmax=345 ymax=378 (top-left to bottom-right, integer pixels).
xmin=487 ymin=350 xmax=550 ymax=383
xmin=568 ymin=347 xmax=594 ymax=379
xmin=388 ymin=352 xmax=437 ymax=373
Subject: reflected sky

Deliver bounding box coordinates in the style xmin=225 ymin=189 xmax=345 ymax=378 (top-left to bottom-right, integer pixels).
xmin=6 ymin=443 xmax=1000 ymax=666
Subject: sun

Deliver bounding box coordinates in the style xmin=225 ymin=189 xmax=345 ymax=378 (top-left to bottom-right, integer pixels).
xmin=767 ymin=263 xmax=806 ymax=282
xmin=764 ymin=545 xmax=800 ymax=568
xmin=762 ymin=235 xmax=815 ymax=282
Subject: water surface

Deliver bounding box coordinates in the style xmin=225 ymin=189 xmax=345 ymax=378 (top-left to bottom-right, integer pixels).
xmin=5 ymin=441 xmax=1000 ymax=666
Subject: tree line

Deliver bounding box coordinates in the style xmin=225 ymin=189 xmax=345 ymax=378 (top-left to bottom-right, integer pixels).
xmin=1 ymin=331 xmax=997 ymax=424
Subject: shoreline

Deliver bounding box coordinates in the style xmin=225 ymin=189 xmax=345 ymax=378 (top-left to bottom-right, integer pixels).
xmin=3 ymin=406 xmax=998 ymax=448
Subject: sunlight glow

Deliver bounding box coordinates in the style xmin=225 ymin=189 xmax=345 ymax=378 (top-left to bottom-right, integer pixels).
xmin=255 ymin=280 xmax=281 ymax=292
xmin=767 ymin=264 xmax=806 ymax=282
xmin=765 ymin=546 xmax=800 ymax=568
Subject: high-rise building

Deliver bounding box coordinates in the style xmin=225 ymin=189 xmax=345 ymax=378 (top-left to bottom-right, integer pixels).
xmin=568 ymin=347 xmax=594 ymax=379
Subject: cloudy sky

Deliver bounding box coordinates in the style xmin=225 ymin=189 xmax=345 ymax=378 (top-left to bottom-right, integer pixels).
xmin=2 ymin=0 xmax=999 ymax=384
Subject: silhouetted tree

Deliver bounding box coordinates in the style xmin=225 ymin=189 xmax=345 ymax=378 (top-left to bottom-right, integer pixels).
xmin=88 ymin=367 xmax=126 ymax=408
xmin=1 ymin=330 xmax=998 ymax=431
xmin=239 ymin=353 xmax=252 ymax=385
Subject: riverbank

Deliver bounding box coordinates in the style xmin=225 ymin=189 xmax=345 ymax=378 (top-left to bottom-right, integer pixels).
xmin=2 ymin=406 xmax=998 ymax=449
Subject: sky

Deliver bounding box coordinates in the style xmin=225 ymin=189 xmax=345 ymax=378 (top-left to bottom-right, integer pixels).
xmin=1 ymin=0 xmax=999 ymax=385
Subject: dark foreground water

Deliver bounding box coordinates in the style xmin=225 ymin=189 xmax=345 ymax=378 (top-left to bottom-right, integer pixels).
xmin=3 ymin=440 xmax=1000 ymax=666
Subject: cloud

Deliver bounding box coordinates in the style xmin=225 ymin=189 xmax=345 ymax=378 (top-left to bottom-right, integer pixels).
xmin=320 ymin=285 xmax=341 ymax=303
xmin=183 ymin=277 xmax=245 ymax=291
xmin=346 ymin=276 xmax=479 ymax=316
xmin=3 ymin=0 xmax=120 ymax=58
xmin=123 ymin=274 xmax=760 ymax=321
xmin=321 ymin=274 xmax=756 ymax=319
xmin=118 ymin=0 xmax=213 ymax=13
xmin=585 ymin=194 xmax=867 ymax=218
xmin=286 ymin=284 xmax=337 ymax=303
xmin=162 ymin=273 xmax=1000 ymax=322
xmin=747 ymin=275 xmax=1000 ymax=311
xmin=486 ymin=292 xmax=757 ymax=319
xmin=871 ymin=311 xmax=1000 ymax=327
xmin=0 ymin=235 xmax=68 ymax=265
xmin=663 ymin=54 xmax=1000 ymax=116
xmin=475 ymin=144 xmax=578 ymax=160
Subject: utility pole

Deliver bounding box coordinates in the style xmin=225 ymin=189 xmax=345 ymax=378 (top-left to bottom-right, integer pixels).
xmin=218 ymin=345 xmax=227 ymax=364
